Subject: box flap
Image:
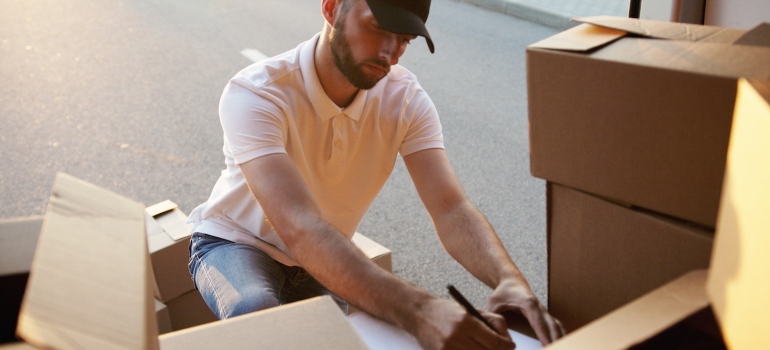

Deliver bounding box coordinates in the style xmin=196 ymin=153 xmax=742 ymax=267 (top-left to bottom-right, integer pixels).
xmin=707 ymin=78 xmax=770 ymax=350
xmin=159 ymin=296 xmax=368 ymax=350
xmin=734 ymin=22 xmax=770 ymax=47
xmin=146 ymin=199 xmax=178 ymax=217
xmin=546 ymin=270 xmax=709 ymax=350
xmin=573 ymin=15 xmax=746 ymax=43
xmin=351 ymin=232 xmax=390 ymax=260
xmin=528 ymin=23 xmax=626 ymax=52
xmin=16 ymin=173 xmax=159 ymax=350
xmin=147 ymin=200 xmax=192 ymax=241
xmin=0 ymin=217 xmax=42 ymax=276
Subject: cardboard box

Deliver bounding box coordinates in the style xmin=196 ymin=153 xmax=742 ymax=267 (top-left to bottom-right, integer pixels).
xmin=0 ymin=217 xmax=41 ymax=344
xmin=546 ymin=270 xmax=721 ymax=349
xmin=545 ymin=79 xmax=770 ymax=348
xmin=9 ymin=172 xmax=379 ymax=349
xmin=165 ymin=290 xmax=218 ymax=332
xmin=548 ymin=182 xmax=714 ymax=331
xmin=145 ymin=200 xmax=195 ymax=302
xmin=160 ymin=296 xmax=368 ymax=350
xmin=352 ymin=232 xmax=392 ymax=273
xmin=706 ymin=78 xmax=770 ymax=349
xmin=16 ymin=173 xmax=159 ymax=349
xmin=527 ymin=16 xmax=770 ymax=228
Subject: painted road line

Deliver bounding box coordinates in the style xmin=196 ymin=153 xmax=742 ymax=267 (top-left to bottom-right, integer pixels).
xmin=240 ymin=48 xmax=268 ymax=62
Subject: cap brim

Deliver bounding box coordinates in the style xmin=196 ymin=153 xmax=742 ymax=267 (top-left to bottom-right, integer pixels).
xmin=365 ymin=0 xmax=435 ymax=53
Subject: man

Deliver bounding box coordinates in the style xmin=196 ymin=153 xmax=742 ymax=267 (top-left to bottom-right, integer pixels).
xmin=187 ymin=0 xmax=564 ymax=348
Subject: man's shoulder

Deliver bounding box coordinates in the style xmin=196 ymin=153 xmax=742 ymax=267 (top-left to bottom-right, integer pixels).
xmin=230 ymin=49 xmax=303 ymax=93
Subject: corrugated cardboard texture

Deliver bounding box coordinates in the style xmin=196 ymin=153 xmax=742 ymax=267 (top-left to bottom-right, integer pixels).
xmin=546 ymin=270 xmax=710 ymax=350
xmin=16 ymin=173 xmax=159 ymax=350
xmin=528 ymin=25 xmax=770 ymax=227
xmin=707 ymin=79 xmax=770 ymax=349
xmin=159 ymin=296 xmax=368 ymax=350
xmin=547 ymin=183 xmax=714 ymax=331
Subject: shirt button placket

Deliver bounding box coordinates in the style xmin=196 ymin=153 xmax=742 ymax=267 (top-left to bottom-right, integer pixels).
xmin=330 ymin=114 xmax=345 ymax=164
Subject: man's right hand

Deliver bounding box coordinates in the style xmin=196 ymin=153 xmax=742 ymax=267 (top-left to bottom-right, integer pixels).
xmin=410 ymin=298 xmax=516 ymax=350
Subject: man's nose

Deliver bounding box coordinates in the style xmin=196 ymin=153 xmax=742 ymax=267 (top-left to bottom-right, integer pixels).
xmin=379 ymin=35 xmax=401 ymax=66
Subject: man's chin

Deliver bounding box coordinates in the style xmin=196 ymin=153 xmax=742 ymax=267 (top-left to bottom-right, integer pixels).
xmin=349 ymin=74 xmax=384 ymax=90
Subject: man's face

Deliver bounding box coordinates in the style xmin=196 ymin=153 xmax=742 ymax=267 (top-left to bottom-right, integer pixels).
xmin=329 ymin=0 xmax=416 ymax=90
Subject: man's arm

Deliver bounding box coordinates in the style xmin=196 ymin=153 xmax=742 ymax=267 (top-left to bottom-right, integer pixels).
xmin=239 ymin=153 xmax=514 ymax=350
xmin=403 ymin=148 xmax=565 ymax=345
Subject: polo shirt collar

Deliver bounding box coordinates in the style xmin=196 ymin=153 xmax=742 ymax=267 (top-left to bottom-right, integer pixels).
xmin=300 ymin=33 xmax=366 ymax=122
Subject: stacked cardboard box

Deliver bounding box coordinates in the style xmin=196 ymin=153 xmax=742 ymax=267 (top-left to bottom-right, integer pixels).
xmin=527 ymin=16 xmax=770 ymax=331
xmin=544 ymin=78 xmax=769 ymax=348
xmin=143 ymin=200 xmax=216 ymax=333
xmin=2 ymin=173 xmax=370 ymax=349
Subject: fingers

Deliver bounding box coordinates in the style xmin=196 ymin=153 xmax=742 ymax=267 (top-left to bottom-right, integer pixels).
xmin=521 ymin=304 xmax=565 ymax=346
xmin=484 ymin=310 xmax=511 ymax=337
xmin=551 ymin=317 xmax=567 ymax=342
xmin=471 ymin=310 xmax=515 ymax=350
xmin=524 ymin=306 xmax=553 ymax=346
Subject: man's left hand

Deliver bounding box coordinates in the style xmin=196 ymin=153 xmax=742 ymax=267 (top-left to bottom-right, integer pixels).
xmin=484 ymin=279 xmax=566 ymax=346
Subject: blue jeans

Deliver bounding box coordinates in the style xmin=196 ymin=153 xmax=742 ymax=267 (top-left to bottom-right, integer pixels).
xmin=188 ymin=232 xmax=348 ymax=319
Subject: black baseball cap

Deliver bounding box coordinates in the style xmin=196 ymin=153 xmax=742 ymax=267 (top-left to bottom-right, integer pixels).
xmin=364 ymin=0 xmax=435 ymax=53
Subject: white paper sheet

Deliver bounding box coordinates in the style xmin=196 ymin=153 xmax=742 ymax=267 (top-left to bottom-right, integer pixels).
xmin=348 ymin=312 xmax=543 ymax=350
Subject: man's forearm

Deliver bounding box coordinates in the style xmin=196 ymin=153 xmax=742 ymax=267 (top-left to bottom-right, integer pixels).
xmin=433 ymin=200 xmax=527 ymax=289
xmin=284 ymin=217 xmax=434 ymax=334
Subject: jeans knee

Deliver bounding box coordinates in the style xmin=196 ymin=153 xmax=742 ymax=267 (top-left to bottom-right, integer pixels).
xmin=222 ymin=286 xmax=281 ymax=319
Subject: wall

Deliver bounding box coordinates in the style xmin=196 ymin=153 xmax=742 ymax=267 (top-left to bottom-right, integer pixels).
xmin=705 ymin=0 xmax=770 ymax=29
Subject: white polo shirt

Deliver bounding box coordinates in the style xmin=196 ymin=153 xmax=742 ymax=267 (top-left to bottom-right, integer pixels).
xmin=187 ymin=33 xmax=444 ymax=266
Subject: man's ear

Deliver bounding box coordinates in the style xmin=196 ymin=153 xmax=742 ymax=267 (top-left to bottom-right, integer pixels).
xmin=321 ymin=0 xmax=340 ymax=26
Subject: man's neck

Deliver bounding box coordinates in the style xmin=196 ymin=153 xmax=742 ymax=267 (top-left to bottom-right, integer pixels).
xmin=315 ymin=27 xmax=359 ymax=108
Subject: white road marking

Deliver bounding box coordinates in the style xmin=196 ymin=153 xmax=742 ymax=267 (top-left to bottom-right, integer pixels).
xmin=240 ymin=48 xmax=268 ymax=62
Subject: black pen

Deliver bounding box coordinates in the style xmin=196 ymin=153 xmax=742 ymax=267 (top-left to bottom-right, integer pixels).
xmin=447 ymin=284 xmax=499 ymax=334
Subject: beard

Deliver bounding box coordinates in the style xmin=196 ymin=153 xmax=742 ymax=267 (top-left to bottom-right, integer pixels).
xmin=330 ymin=18 xmax=390 ymax=90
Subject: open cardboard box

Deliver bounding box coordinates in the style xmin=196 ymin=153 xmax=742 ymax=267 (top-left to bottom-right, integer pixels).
xmin=527 ymin=16 xmax=770 ymax=228
xmin=6 ymin=173 xmax=369 ymax=349
xmin=544 ymin=78 xmax=770 ymax=349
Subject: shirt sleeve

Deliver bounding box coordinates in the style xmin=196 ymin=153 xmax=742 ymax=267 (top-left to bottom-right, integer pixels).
xmin=399 ymin=82 xmax=445 ymax=156
xmin=219 ymin=79 xmax=288 ymax=165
